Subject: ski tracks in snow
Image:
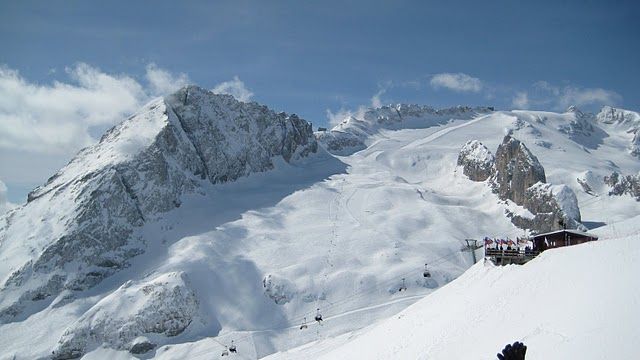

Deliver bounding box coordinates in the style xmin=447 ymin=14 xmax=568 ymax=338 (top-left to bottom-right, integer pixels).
xmin=401 ymin=114 xmax=491 ymax=150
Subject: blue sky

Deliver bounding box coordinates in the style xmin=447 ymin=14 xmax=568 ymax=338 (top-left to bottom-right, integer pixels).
xmin=1 ymin=0 xmax=639 ymax=203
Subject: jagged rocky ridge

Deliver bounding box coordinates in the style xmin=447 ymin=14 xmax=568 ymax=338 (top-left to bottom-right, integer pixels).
xmin=0 ymin=85 xmax=318 ymax=323
xmin=458 ymin=136 xmax=584 ymax=233
xmin=604 ymin=172 xmax=640 ymax=200
xmin=317 ymin=104 xmax=494 ymax=154
xmin=597 ymin=106 xmax=640 ymax=157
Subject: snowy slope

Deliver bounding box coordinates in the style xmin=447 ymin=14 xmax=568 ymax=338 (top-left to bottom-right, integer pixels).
xmin=266 ymin=230 xmax=640 ymax=360
xmin=1 ymin=96 xmax=639 ymax=359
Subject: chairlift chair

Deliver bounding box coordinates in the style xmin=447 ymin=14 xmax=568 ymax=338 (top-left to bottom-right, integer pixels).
xmin=423 ymin=263 xmax=431 ymax=278
xmin=398 ymin=278 xmax=407 ymax=292
xmin=228 ymin=340 xmax=237 ymax=353
xmin=300 ymin=317 xmax=308 ymax=330
xmin=315 ymin=309 xmax=323 ymax=323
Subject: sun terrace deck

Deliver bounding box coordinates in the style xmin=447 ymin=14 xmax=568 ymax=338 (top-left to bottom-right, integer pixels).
xmin=484 ymin=248 xmax=540 ymax=265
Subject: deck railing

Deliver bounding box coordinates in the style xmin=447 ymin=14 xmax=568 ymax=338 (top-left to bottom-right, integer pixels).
xmin=484 ymin=248 xmax=540 ymax=265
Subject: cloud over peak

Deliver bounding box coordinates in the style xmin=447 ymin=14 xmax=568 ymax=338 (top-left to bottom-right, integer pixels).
xmin=512 ymin=91 xmax=530 ymax=109
xmin=145 ymin=63 xmax=190 ymax=96
xmin=511 ymin=81 xmax=622 ymax=110
xmin=212 ymin=76 xmax=254 ymax=102
xmin=0 ymin=63 xmax=147 ymax=154
xmin=0 ymin=179 xmax=16 ymax=215
xmin=326 ymin=86 xmax=389 ymax=126
xmin=556 ymin=85 xmax=621 ymax=109
xmin=0 ymin=63 xmax=253 ymax=156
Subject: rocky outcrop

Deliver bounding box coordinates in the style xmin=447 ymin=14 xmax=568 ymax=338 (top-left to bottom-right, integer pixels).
xmin=51 ymin=272 xmax=198 ymax=359
xmin=597 ymin=106 xmax=640 ymax=127
xmin=0 ymin=85 xmax=318 ymax=322
xmin=631 ymin=132 xmax=640 ymax=157
xmin=559 ymin=106 xmax=596 ymax=138
xmin=509 ymin=183 xmax=585 ymax=233
xmin=597 ymin=106 xmax=640 ymax=157
xmin=129 ymin=338 xmax=156 ymax=355
xmin=491 ymin=136 xmax=584 ymax=233
xmin=457 ymin=140 xmax=495 ymax=181
xmin=492 ymin=135 xmax=546 ymax=205
xmin=263 ymin=274 xmax=297 ymax=305
xmin=604 ymin=172 xmax=640 ymax=200
xmin=459 ymin=135 xmax=584 ymax=233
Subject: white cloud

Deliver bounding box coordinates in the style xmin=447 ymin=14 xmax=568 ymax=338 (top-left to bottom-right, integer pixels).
xmin=327 ymin=107 xmax=357 ymax=126
xmin=145 ymin=63 xmax=189 ymax=96
xmin=212 ymin=76 xmax=254 ymax=102
xmin=430 ymin=72 xmax=482 ymax=92
xmin=527 ymin=81 xmax=621 ymax=110
xmin=532 ymin=81 xmax=560 ymax=96
xmin=0 ymin=179 xmax=16 ymax=216
xmin=558 ymin=86 xmax=621 ymax=109
xmin=371 ymin=88 xmax=386 ymax=108
xmin=0 ymin=64 xmax=149 ymax=154
xmin=512 ymin=91 xmax=530 ymax=109
xmin=326 ymin=87 xmax=388 ymax=126
xmin=0 ymin=64 xmax=265 ymax=203
xmin=0 ymin=63 xmax=192 ymax=155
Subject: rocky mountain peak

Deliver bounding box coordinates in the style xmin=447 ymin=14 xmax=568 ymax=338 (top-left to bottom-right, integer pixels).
xmin=0 ymin=85 xmax=318 ymax=323
xmin=458 ymin=135 xmax=583 ymax=233
xmin=566 ymin=105 xmax=585 ymax=118
xmin=492 ymin=135 xmax=546 ymax=205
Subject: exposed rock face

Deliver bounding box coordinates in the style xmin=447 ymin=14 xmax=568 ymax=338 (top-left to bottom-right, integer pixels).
xmin=263 ymin=274 xmax=297 ymax=305
xmin=0 ymin=85 xmax=318 ymax=322
xmin=315 ymin=124 xmax=367 ymax=155
xmin=604 ymin=172 xmax=640 ymax=200
xmin=51 ymin=272 xmax=198 ymax=359
xmin=318 ymin=105 xmax=493 ymax=154
xmin=492 ymin=135 xmax=546 ymax=205
xmin=509 ymin=183 xmax=585 ymax=233
xmin=167 ymin=87 xmax=317 ymax=183
xmin=459 ymin=135 xmax=583 ymax=233
xmin=597 ymin=106 xmax=640 ymax=157
xmin=457 ymin=140 xmax=494 ymax=181
xmin=631 ymin=132 xmax=640 ymax=157
xmin=129 ymin=338 xmax=156 ymax=355
xmin=576 ymin=171 xmax=597 ymax=196
xmin=559 ymin=106 xmax=595 ymax=138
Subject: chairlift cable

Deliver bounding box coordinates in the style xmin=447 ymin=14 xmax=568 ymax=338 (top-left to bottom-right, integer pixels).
xmin=186 ymin=238 xmax=529 ymax=356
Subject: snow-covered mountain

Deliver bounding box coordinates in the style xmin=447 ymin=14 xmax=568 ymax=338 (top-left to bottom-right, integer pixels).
xmin=596 ymin=105 xmax=640 ymax=157
xmin=1 ymin=87 xmax=639 ymax=359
